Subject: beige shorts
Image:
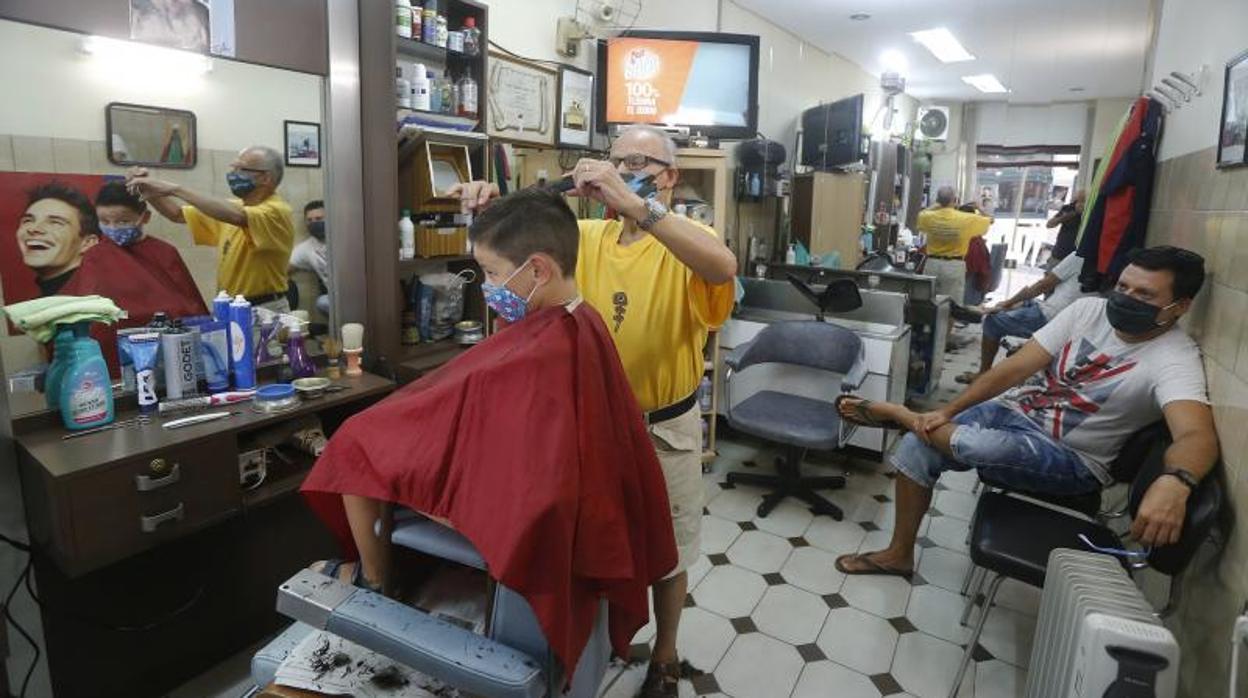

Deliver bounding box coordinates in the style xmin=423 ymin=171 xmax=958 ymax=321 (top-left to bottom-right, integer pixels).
xmin=926 ymin=257 xmax=967 ymax=305
xmin=648 ymin=404 xmax=704 ymax=579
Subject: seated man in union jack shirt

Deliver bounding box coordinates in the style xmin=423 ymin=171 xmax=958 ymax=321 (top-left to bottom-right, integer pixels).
xmin=832 ymin=246 xmax=1219 ymax=578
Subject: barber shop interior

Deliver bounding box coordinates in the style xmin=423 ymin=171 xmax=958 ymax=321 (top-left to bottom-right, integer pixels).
xmin=3 ymin=1 xmax=1248 ymax=697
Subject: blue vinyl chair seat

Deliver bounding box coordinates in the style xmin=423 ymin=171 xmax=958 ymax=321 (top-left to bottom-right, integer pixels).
xmin=728 ymin=390 xmax=844 ymax=451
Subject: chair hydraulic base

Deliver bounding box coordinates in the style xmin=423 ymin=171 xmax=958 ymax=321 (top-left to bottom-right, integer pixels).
xmin=726 ymin=445 xmax=846 ymax=520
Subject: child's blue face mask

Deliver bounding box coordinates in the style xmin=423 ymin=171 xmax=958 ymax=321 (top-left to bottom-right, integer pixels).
xmin=482 ymin=259 xmax=537 ymax=324
xmin=99 ymin=224 xmax=143 ymax=247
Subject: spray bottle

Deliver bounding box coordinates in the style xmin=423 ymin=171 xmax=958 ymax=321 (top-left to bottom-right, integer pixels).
xmin=44 ymin=324 xmax=76 ymax=410
xmin=229 ymin=295 xmax=256 ymax=389
xmin=58 ymin=321 xmax=115 ymax=430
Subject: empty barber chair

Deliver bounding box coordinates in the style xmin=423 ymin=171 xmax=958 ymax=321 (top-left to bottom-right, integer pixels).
xmin=251 ymin=511 xmax=611 ymax=697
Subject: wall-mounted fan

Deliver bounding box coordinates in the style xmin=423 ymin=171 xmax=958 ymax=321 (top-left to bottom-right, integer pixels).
xmin=917 ymin=106 xmax=950 ymax=141
xmin=555 ymin=0 xmax=643 ymax=58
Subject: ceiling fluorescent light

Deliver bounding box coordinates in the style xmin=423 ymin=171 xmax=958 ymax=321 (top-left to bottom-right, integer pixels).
xmin=962 ymin=73 xmax=1009 ymax=93
xmin=80 ymin=35 xmax=212 ymax=75
xmin=910 ymin=28 xmax=975 ymax=63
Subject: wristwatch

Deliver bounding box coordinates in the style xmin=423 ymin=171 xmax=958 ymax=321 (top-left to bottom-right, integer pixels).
xmin=1161 ymin=467 xmax=1199 ymax=491
xmin=637 ymin=198 xmax=669 ymax=231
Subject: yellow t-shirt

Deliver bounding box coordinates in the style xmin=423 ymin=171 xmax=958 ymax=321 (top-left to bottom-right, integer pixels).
xmin=184 ymin=195 xmax=295 ymax=298
xmin=916 ymin=207 xmax=991 ymax=257
xmin=576 ymin=219 xmax=735 ymax=413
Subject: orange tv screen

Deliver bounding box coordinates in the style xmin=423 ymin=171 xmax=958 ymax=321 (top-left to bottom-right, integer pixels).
xmin=603 ymin=35 xmax=754 ymax=131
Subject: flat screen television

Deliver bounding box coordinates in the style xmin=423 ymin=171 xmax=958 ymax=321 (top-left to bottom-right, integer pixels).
xmin=596 ymin=31 xmax=760 ymax=140
xmin=800 ymin=94 xmax=865 ymax=170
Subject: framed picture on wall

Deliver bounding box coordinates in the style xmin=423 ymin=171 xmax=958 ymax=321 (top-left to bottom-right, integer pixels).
xmin=284 ymin=120 xmax=321 ymax=168
xmin=486 ymin=51 xmax=558 ymax=147
xmin=1216 ymin=49 xmax=1248 ymax=169
xmin=556 ymin=65 xmax=594 ymax=149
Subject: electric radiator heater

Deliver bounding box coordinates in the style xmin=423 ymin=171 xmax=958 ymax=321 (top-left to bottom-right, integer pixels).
xmin=1023 ymin=549 xmax=1179 ymax=698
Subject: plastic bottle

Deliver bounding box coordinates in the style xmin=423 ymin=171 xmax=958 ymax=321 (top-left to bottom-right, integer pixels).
xmin=411 ymin=64 xmax=431 ymax=111
xmin=161 ymin=321 xmax=199 ymax=399
xmin=429 ymin=72 xmax=443 ymax=112
xmin=785 ymin=243 xmax=797 ymax=265
xmin=399 ymin=209 xmax=415 ymax=260
xmin=422 ymin=0 xmax=438 ymax=44
xmin=229 ymin=295 xmax=256 ymax=390
xmin=59 ymin=321 xmax=115 ymax=431
xmin=457 ymin=73 xmax=478 ymax=118
xmin=395 ymin=0 xmax=412 ymax=39
xmin=287 ymin=324 xmax=317 ymax=379
xmin=446 ymin=78 xmax=460 ymax=115
xmin=749 ymin=171 xmax=762 ymax=197
xmin=396 ymin=66 xmax=412 ymax=108
xmin=435 ymin=15 xmax=448 ymax=48
xmin=44 ymin=324 xmax=75 ymax=410
xmin=699 ymin=375 xmax=713 ymax=412
xmin=411 ymin=0 xmax=423 ymax=41
xmin=461 ymin=16 xmax=480 ymax=56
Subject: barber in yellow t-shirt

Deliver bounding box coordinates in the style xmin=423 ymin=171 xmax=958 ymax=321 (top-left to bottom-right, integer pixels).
xmin=451 ymin=125 xmax=736 ymax=698
xmin=916 ymin=185 xmax=991 ymax=307
xmin=126 ymin=145 xmax=296 ymax=312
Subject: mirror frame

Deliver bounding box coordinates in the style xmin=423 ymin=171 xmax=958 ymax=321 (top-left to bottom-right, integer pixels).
xmin=105 ymin=101 xmax=198 ymax=169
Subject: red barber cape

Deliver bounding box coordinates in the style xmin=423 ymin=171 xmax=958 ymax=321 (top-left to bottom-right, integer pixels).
xmin=302 ymin=303 xmax=677 ymax=680
xmin=60 ymin=236 xmax=209 ymax=375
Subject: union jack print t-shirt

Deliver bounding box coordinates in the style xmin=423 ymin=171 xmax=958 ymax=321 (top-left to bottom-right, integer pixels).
xmin=1000 ymin=297 xmax=1208 ymax=483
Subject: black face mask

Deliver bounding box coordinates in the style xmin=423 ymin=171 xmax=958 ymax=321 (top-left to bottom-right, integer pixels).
xmin=1106 ymin=291 xmax=1175 ymax=335
xmin=307 ymin=220 xmax=326 ymax=241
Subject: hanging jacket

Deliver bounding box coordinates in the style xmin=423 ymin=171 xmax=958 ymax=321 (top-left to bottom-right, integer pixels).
xmin=1075 ymin=96 xmax=1164 ymax=291
xmin=964 ymin=235 xmax=991 ymax=293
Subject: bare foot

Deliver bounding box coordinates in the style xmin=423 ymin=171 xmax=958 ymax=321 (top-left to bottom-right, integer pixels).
xmin=834 ymin=550 xmax=914 ymax=578
xmin=836 ymin=396 xmax=914 ymax=430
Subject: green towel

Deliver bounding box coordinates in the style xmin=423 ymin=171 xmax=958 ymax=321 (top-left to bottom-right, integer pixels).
xmin=2 ymin=295 xmax=126 ymax=343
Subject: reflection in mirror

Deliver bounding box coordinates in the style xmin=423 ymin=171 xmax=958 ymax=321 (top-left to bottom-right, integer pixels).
xmin=106 ymin=102 xmax=197 ymax=168
xmin=0 ymin=19 xmax=329 ymax=419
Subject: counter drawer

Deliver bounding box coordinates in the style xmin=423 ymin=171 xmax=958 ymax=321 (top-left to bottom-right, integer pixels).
xmin=67 ymin=436 xmax=241 ymax=567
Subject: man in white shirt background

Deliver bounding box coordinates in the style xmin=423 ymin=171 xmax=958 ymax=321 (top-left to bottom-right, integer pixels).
xmin=288 ymin=199 xmax=329 ymax=315
xmin=834 ymin=246 xmax=1219 ymax=578
xmin=956 ymin=252 xmax=1090 ymax=384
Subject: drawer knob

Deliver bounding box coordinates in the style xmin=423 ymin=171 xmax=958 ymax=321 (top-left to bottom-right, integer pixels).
xmin=135 ymin=463 xmax=181 ymax=492
xmin=150 ymin=458 xmax=170 ymax=475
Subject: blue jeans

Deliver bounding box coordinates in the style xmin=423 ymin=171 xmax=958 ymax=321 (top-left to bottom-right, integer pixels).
xmin=982 ymin=300 xmax=1047 ymax=341
xmin=890 ymin=401 xmax=1100 ymax=494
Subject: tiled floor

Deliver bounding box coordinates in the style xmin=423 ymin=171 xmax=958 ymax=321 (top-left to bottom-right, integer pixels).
xmin=597 ymin=321 xmax=1038 ymax=698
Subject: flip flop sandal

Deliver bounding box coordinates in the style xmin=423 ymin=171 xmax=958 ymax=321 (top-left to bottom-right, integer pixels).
xmin=835 ymin=395 xmax=905 ymax=430
xmin=954 ymin=371 xmax=979 ymax=385
xmin=834 ymin=553 xmax=913 ymax=579
xmin=315 ymin=559 xmax=382 ymax=592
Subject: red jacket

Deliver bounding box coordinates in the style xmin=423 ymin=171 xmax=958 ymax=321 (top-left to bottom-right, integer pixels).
xmin=964 ymin=236 xmax=991 ymax=292
xmin=302 ymin=303 xmax=677 ymax=681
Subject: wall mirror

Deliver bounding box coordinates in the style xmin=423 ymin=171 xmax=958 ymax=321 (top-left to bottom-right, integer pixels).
xmin=106 ymin=102 xmax=198 ymax=168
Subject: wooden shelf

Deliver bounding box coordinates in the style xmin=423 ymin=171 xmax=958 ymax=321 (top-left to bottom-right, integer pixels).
xmin=395 ymin=339 xmax=469 ymax=380
xmin=399 ymin=254 xmax=475 ymax=268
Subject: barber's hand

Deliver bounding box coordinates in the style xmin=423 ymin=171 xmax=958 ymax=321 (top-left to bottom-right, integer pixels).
xmin=1130 ymin=476 xmax=1189 ymax=546
xmin=910 ymin=409 xmax=952 ymax=445
xmin=569 ymin=158 xmax=647 ymax=221
xmin=446 ymin=181 xmax=500 ymax=213
xmin=124 ymin=166 xmax=150 ymax=183
xmin=127 ymin=175 xmax=179 ymax=200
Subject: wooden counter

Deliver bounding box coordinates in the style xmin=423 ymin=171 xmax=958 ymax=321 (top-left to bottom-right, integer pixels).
xmin=13 ymin=373 xmax=395 ymax=698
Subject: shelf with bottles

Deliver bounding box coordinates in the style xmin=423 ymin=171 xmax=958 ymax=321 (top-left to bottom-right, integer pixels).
xmin=395 ymin=0 xmax=483 ymax=60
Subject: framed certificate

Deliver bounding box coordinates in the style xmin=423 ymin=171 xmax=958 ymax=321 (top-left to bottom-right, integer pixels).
xmin=556 ymin=65 xmax=594 ymax=149
xmin=486 ymin=51 xmax=558 ymax=147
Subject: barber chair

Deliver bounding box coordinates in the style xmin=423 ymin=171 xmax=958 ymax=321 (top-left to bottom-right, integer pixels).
xmin=723 ymin=320 xmax=867 ymax=520
xmin=250 ymin=511 xmax=611 ymax=698
xmin=948 ymin=423 xmax=1225 ymax=697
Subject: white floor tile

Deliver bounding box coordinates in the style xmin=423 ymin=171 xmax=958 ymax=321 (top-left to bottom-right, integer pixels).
xmin=941 ymin=469 xmax=980 ymax=494
xmin=687 ymin=554 xmax=713 ymax=592
xmin=598 ymin=662 xmax=647 ymax=698
xmin=780 ymin=546 xmax=845 ymax=596
xmin=840 ymin=572 xmax=912 ymax=618
xmin=842 ymin=470 xmax=894 ymax=498
xmin=632 ymin=594 xmax=657 ymax=645
xmin=825 ymin=488 xmax=883 ymax=523
xmin=675 ymin=606 xmax=737 ymax=673
xmin=933 ymin=489 xmax=979 ymax=521
xmin=905 ymin=585 xmax=972 ymax=645
xmin=974 ymin=659 xmax=1027 ymax=698
xmin=980 ymin=603 xmax=1037 ymax=668
xmin=715 ymin=633 xmax=804 ymax=698
xmin=706 ymin=487 xmax=764 ymax=522
xmin=700 ymin=514 xmax=742 ymax=554
xmin=726 ymin=530 xmax=793 ymax=574
xmin=925 ymin=514 xmax=971 ymax=554
xmin=691 ymin=564 xmax=767 ymax=619
xmin=916 ymin=547 xmax=973 ymax=593
xmin=752 ymin=500 xmax=814 ymax=538
xmin=816 ymin=607 xmax=899 ymax=675
xmin=992 ymin=578 xmax=1041 ymax=617
xmin=804 ymin=517 xmax=867 ymax=556
xmin=791 ymin=660 xmax=883 ymax=698
xmin=891 ymin=631 xmax=969 ymax=698
xmin=751 ymin=584 xmax=829 ymax=646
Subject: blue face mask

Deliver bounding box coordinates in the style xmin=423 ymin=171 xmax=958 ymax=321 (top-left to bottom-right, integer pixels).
xmin=482 ymin=259 xmax=537 ymax=324
xmin=625 ymin=172 xmax=658 ymax=199
xmin=226 ymin=171 xmax=257 ymax=196
xmin=99 ymin=224 xmax=143 ymax=247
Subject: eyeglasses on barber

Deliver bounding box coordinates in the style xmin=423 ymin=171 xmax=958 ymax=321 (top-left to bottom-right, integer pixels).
xmin=606 ymin=153 xmax=671 ymax=171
